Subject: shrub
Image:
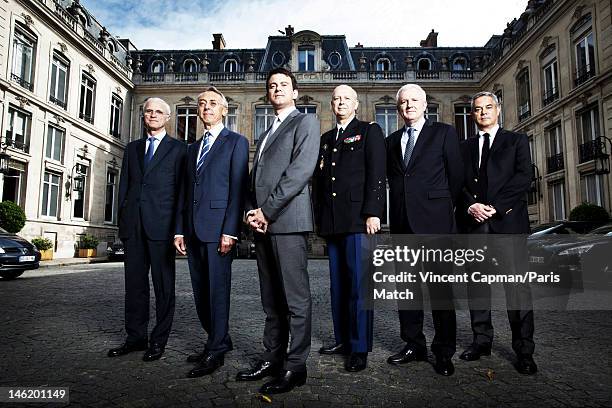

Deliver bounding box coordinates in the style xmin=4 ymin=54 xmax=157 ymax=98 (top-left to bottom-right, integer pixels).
xmin=79 ymin=234 xmax=99 ymax=249
xmin=0 ymin=201 xmax=26 ymax=233
xmin=31 ymin=237 xmax=53 ymax=251
xmin=569 ymin=203 xmax=610 ymax=223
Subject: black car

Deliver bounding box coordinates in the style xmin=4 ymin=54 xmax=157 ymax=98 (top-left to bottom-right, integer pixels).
xmin=0 ymin=227 xmax=41 ymax=280
xmin=107 ymin=241 xmax=125 ymax=261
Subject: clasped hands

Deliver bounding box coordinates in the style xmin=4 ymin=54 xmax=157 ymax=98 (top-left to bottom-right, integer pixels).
xmin=246 ymin=208 xmax=268 ymax=234
xmin=173 ymin=234 xmax=235 ymax=256
xmin=468 ymin=202 xmax=497 ymax=223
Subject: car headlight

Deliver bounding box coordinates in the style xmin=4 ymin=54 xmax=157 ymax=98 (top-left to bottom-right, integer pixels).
xmin=0 ymin=247 xmax=5 ymax=254
xmin=107 ymin=246 xmax=113 ymax=252
xmin=559 ymin=244 xmax=594 ymax=256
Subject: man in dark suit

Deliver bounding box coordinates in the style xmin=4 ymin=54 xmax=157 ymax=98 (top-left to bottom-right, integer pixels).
xmin=236 ymin=68 xmax=320 ymax=394
xmin=313 ymin=85 xmax=386 ymax=372
xmin=457 ymin=91 xmax=537 ymax=375
xmin=108 ymin=97 xmax=187 ymax=362
xmin=386 ymin=84 xmax=463 ymax=376
xmin=174 ymin=87 xmax=249 ymax=378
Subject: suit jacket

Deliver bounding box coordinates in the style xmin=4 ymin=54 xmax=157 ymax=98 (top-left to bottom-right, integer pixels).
xmin=458 ymin=129 xmax=531 ymax=234
xmin=386 ymin=120 xmax=464 ymax=234
xmin=176 ymin=127 xmax=249 ymax=242
xmin=248 ymin=109 xmax=320 ymax=234
xmin=118 ymin=134 xmax=187 ymax=240
xmin=313 ymin=118 xmax=386 ymax=236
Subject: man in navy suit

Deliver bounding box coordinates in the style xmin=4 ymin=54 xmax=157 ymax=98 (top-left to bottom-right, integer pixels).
xmin=385 ymin=84 xmax=463 ymax=376
xmin=457 ymin=91 xmax=537 ymax=375
xmin=108 ymin=97 xmax=187 ymax=362
xmin=174 ymin=86 xmax=249 ymax=377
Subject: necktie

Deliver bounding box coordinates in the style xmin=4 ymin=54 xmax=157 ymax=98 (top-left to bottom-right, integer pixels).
xmin=336 ymin=127 xmax=344 ymax=141
xmin=145 ymin=136 xmax=156 ymax=165
xmin=258 ymin=118 xmax=280 ymax=161
xmin=196 ymin=132 xmax=212 ymax=172
xmin=403 ymin=127 xmax=415 ymax=167
xmin=479 ymin=132 xmax=490 ymax=202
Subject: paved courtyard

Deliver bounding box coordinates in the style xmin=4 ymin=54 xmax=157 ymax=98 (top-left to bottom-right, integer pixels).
xmin=1 ymin=259 xmax=611 ymax=407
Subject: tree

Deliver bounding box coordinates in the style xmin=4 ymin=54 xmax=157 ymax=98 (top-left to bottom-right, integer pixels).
xmin=0 ymin=201 xmax=26 ymax=233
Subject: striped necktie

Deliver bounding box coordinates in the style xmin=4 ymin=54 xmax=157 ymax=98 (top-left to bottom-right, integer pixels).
xmin=403 ymin=127 xmax=415 ymax=167
xmin=196 ymin=132 xmax=212 ymax=172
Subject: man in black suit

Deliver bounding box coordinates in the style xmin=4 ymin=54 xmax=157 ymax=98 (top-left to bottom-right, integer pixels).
xmin=457 ymin=91 xmax=537 ymax=375
xmin=237 ymin=68 xmax=320 ymax=394
xmin=313 ymin=85 xmax=386 ymax=372
xmin=108 ymin=97 xmax=187 ymax=361
xmin=386 ymin=84 xmax=463 ymax=376
xmin=174 ymin=87 xmax=249 ymax=377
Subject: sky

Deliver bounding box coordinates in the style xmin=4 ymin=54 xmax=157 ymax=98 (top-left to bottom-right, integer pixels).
xmin=79 ymin=0 xmax=528 ymax=50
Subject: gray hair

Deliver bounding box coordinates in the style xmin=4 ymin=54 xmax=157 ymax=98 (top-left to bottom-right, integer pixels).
xmin=143 ymin=97 xmax=171 ymax=115
xmin=395 ymin=83 xmax=427 ymax=103
xmin=471 ymin=91 xmax=500 ymax=110
xmin=198 ymin=86 xmax=229 ymax=108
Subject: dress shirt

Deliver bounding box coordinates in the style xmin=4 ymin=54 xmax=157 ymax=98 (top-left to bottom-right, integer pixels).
xmin=478 ymin=124 xmax=499 ymax=167
xmin=145 ymin=131 xmax=166 ymax=158
xmin=400 ymin=117 xmax=426 ymax=158
xmin=258 ymin=106 xmax=297 ymax=161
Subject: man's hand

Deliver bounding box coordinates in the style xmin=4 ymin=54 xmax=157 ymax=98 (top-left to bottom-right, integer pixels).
xmin=174 ymin=236 xmax=187 ymax=255
xmin=246 ymin=208 xmax=268 ymax=234
xmin=468 ymin=203 xmax=496 ymax=223
xmin=366 ymin=216 xmax=381 ymax=235
xmin=218 ymin=235 xmax=236 ymax=256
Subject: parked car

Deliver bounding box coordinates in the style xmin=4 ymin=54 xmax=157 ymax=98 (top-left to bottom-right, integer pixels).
xmin=0 ymin=227 xmax=41 ymax=280
xmin=107 ymin=241 xmax=125 ymax=261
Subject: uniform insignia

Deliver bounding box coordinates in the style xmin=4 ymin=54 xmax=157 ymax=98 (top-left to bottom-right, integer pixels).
xmin=319 ymin=157 xmax=325 ymax=170
xmin=322 ymin=144 xmax=328 ymax=151
xmin=343 ymin=135 xmax=361 ymax=144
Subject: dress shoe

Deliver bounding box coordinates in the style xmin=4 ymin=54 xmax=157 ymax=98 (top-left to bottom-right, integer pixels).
xmin=387 ymin=345 xmax=427 ymax=365
xmin=235 ymin=361 xmax=280 ymax=381
xmin=318 ymin=343 xmax=346 ymax=355
xmin=107 ymin=341 xmax=147 ymax=357
xmin=186 ymin=351 xmax=206 ymax=363
xmin=259 ymin=370 xmax=307 ymax=394
xmin=187 ymin=352 xmax=224 ymax=377
xmin=345 ymin=352 xmax=367 ymax=372
xmin=433 ymin=355 xmax=455 ymax=376
xmin=516 ymin=355 xmax=538 ymax=375
xmin=142 ymin=343 xmax=165 ymax=361
xmin=459 ymin=344 xmax=491 ymax=361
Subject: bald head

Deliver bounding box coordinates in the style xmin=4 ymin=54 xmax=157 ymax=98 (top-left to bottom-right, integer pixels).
xmin=331 ymin=84 xmax=359 ymax=124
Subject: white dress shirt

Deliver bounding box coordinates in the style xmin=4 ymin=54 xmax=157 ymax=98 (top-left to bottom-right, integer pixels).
xmin=258 ymin=107 xmax=297 ymax=161
xmin=400 ymin=117 xmax=426 ymax=158
xmin=145 ymin=131 xmax=166 ymax=158
xmin=196 ymin=122 xmax=225 ymax=158
xmin=477 ymin=124 xmax=499 ymax=167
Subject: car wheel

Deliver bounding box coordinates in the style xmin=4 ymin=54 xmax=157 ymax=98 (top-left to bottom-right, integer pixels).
xmin=0 ymin=270 xmax=25 ymax=280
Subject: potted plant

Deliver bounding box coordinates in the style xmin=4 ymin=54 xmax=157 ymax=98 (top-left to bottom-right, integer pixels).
xmin=78 ymin=234 xmax=99 ymax=258
xmin=31 ymin=237 xmax=54 ymax=261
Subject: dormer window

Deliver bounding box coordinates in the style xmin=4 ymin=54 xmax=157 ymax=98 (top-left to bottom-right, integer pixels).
xmin=452 ymin=57 xmax=467 ymax=71
xmin=417 ymin=58 xmax=431 ymax=71
xmin=150 ymin=60 xmax=164 ymax=73
xmin=224 ymin=59 xmax=239 ymax=72
xmin=298 ymin=46 xmax=315 ymax=71
xmin=376 ymin=58 xmax=391 ymax=71
xmin=183 ymin=59 xmax=197 ymax=73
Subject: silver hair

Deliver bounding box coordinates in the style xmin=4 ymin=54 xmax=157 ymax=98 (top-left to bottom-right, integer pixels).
xmin=471 ymin=91 xmax=500 ymax=110
xmin=143 ymin=97 xmax=171 ymax=115
xmin=332 ymin=84 xmax=358 ymax=101
xmin=395 ymin=83 xmax=427 ymax=103
xmin=198 ymin=86 xmax=229 ymax=108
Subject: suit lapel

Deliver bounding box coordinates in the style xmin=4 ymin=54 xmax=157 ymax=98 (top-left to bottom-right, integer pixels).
xmin=470 ymin=136 xmax=479 ymax=175
xmin=489 ymin=128 xmax=506 ymax=155
xmin=405 ymin=120 xmax=431 ymax=171
xmin=144 ymin=135 xmax=173 ymax=176
xmin=137 ymin=138 xmax=146 ymax=175
xmin=260 ymin=109 xmax=300 ymax=157
xmin=188 ymin=141 xmax=199 ymax=175
xmin=198 ymin=128 xmax=229 ymax=174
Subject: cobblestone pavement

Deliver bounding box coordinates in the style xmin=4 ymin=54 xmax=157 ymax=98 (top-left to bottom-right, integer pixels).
xmin=1 ymin=259 xmax=611 ymax=407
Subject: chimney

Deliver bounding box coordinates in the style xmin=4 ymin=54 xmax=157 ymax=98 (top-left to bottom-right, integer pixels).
xmin=355 ymin=42 xmax=363 ymax=48
xmin=212 ymin=33 xmax=226 ymax=50
xmin=419 ymin=29 xmax=438 ymax=47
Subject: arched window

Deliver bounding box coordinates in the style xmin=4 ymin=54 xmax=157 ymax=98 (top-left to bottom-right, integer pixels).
xmin=224 ymin=59 xmax=238 ymax=72
xmin=150 ymin=60 xmax=164 ymax=73
xmin=452 ymin=57 xmax=467 ymax=71
xmin=417 ymin=58 xmax=431 ymax=71
xmin=183 ymin=59 xmax=197 ymax=73
xmin=376 ymin=58 xmax=391 ymax=71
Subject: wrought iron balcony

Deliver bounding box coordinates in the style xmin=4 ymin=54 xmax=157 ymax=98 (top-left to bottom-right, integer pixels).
xmin=49 ymin=95 xmax=67 ymax=109
xmin=518 ymin=103 xmax=531 ymax=121
xmin=542 ymin=89 xmax=559 ymax=106
xmin=2 ymin=135 xmax=30 ymax=154
xmin=10 ymin=73 xmax=33 ymax=91
xmin=578 ymin=138 xmax=604 ymax=163
xmin=546 ymin=153 xmax=564 ymax=173
xmin=574 ymin=64 xmax=595 ymax=87
xmin=79 ymin=112 xmax=94 ymax=124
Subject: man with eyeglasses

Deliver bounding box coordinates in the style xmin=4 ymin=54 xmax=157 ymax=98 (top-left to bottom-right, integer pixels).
xmin=108 ymin=97 xmax=187 ymax=362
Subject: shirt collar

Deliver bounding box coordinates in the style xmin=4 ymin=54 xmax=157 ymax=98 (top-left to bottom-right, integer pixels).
xmin=275 ymin=106 xmax=297 ymax=123
xmin=479 ymin=124 xmax=500 ymax=138
xmin=403 ymin=117 xmax=426 ymax=135
xmin=203 ymin=122 xmax=225 ymax=139
xmin=147 ymin=131 xmax=166 ymax=142
xmin=337 ymin=115 xmax=356 ymax=130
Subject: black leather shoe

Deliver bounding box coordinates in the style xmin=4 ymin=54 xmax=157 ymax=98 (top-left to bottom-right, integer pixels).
xmin=459 ymin=344 xmax=491 ymax=361
xmin=345 ymin=352 xmax=367 ymax=372
xmin=235 ymin=361 xmax=280 ymax=381
xmin=187 ymin=352 xmax=224 ymax=377
xmin=516 ymin=355 xmax=538 ymax=375
xmin=107 ymin=341 xmax=147 ymax=357
xmin=142 ymin=343 xmax=165 ymax=361
xmin=259 ymin=370 xmax=307 ymax=394
xmin=186 ymin=351 xmax=206 ymax=363
xmin=387 ymin=345 xmax=427 ymax=365
xmin=433 ymin=355 xmax=455 ymax=376
xmin=319 ymin=343 xmax=346 ymax=355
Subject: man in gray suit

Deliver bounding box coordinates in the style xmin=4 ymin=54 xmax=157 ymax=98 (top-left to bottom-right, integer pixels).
xmin=236 ymin=68 xmax=320 ymax=394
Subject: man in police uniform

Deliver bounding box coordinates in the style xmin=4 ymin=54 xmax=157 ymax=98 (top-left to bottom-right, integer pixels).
xmin=313 ymin=84 xmax=386 ymax=372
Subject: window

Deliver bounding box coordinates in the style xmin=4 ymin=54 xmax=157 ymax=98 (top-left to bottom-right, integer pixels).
xmin=150 ymin=60 xmax=164 ymax=73
xmin=550 ymin=181 xmax=566 ymax=221
xmin=6 ymin=106 xmax=31 ymax=153
xmin=41 ymin=172 xmax=61 ymax=217
xmin=79 ymin=73 xmax=96 ymax=124
xmin=582 ymin=173 xmax=605 ymax=206
xmin=426 ymin=104 xmax=439 ymax=123
xmin=1 ymin=160 xmax=26 ymax=209
xmin=72 ymin=165 xmax=88 ymax=219
xmin=516 ymin=68 xmax=531 ymax=121
xmin=541 ymin=46 xmax=559 ymax=106
xmin=376 ymin=58 xmax=391 ymax=71
xmin=577 ymin=105 xmax=600 ymax=163
xmin=176 ymin=107 xmax=197 ymax=143
xmin=11 ymin=25 xmax=36 ymax=91
xmin=298 ymin=47 xmax=315 ymax=71
xmin=224 ymin=59 xmax=239 ymax=72
xmin=110 ymin=94 xmax=123 ymax=138
xmin=297 ymin=106 xmax=316 ymax=115
xmin=50 ymin=53 xmax=69 ymax=109
xmin=545 ymin=123 xmax=563 ymax=173
xmin=224 ymin=106 xmax=238 ymax=132
xmin=105 ymin=171 xmax=117 ymax=223
xmin=376 ymin=106 xmax=398 ymax=137
xmin=572 ymin=15 xmax=595 ymax=86
xmin=254 ymin=106 xmax=275 ymax=144
xmin=454 ymin=105 xmax=475 ymax=141
xmin=494 ymin=90 xmax=504 ymax=128
xmin=452 ymin=57 xmax=467 ymax=71
xmin=45 ymin=125 xmax=64 ymax=162
xmin=183 ymin=59 xmax=197 ymax=72
xmin=417 ymin=58 xmax=431 ymax=71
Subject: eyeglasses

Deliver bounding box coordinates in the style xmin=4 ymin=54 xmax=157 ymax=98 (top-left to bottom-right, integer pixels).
xmin=144 ymin=109 xmax=167 ymax=116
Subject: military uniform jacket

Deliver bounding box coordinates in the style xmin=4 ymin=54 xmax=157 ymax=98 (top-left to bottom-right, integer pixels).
xmin=313 ymin=118 xmax=386 ymax=236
